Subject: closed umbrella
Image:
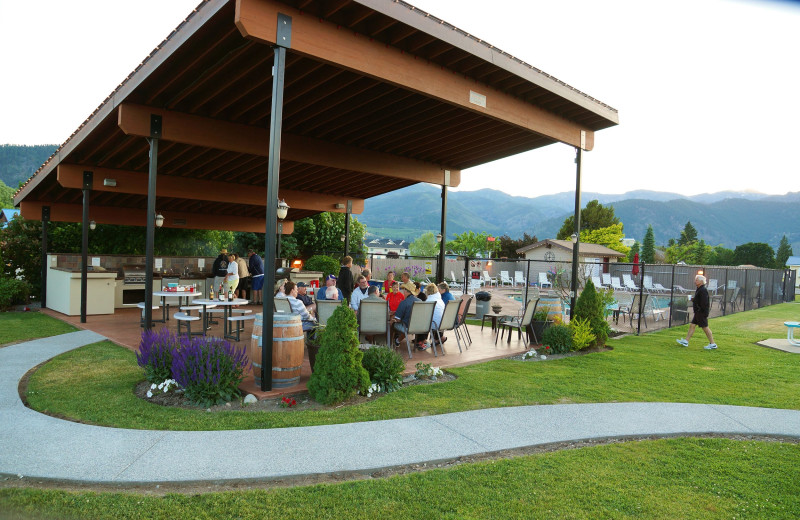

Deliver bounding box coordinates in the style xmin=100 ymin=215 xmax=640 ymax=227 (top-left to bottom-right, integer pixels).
xmin=632 ymin=253 xmax=640 ymax=276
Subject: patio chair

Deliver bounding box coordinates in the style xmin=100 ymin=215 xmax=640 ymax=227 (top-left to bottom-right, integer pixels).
xmin=454 ymin=294 xmax=473 ymax=347
xmin=482 ymin=271 xmax=497 ymax=287
xmin=358 ymin=299 xmax=390 ymax=346
xmin=399 ymin=301 xmax=436 ymax=359
xmin=643 ymin=276 xmax=659 ymax=293
xmin=514 ymin=271 xmax=527 ymax=287
xmin=653 ymin=282 xmax=669 ymax=292
xmin=273 ymin=297 xmax=292 ymax=314
xmin=538 ymin=272 xmax=552 ymax=288
xmin=618 ymin=293 xmax=649 ymax=328
xmin=622 ymin=274 xmax=639 ymax=292
xmin=670 ymin=296 xmax=690 ymax=324
xmin=591 ymin=275 xmax=604 ymax=289
xmin=672 ymin=284 xmax=692 ymax=294
xmin=468 ymin=278 xmax=483 ymax=293
xmin=602 ymin=273 xmax=612 ymax=287
xmin=724 ymin=286 xmax=740 ymax=312
xmin=610 ymin=277 xmax=625 ymax=291
xmin=497 ymin=297 xmax=539 ymax=345
xmin=316 ymin=299 xmax=342 ymax=326
xmin=449 ymin=271 xmax=461 ymax=285
xmin=707 ymin=279 xmax=719 ymax=294
xmin=499 ymin=271 xmax=514 ymax=287
xmin=433 ymin=299 xmax=462 ymax=354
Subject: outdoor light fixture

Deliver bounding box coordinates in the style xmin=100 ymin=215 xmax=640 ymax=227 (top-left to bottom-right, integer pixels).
xmin=334 ymin=203 xmax=346 ymax=209
xmin=341 ymin=235 xmax=346 ymax=242
xmin=89 ymin=220 xmax=96 ymax=230
xmin=103 ymin=178 xmax=117 ymax=187
xmin=155 ymin=213 xmax=164 ymax=228
xmin=436 ymin=233 xmax=442 ymax=243
xmin=277 ymin=199 xmax=289 ymax=220
xmin=571 ymin=233 xmax=578 ymax=243
xmin=697 ymin=269 xmax=704 ymax=276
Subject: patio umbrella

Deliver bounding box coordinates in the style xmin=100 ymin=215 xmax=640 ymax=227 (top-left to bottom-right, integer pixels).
xmin=632 ymin=253 xmax=640 ymax=276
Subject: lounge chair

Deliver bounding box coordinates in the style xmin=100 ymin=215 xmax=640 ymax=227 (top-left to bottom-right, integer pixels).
xmin=672 ymin=284 xmax=692 ymax=294
xmin=499 ymin=271 xmax=514 ymax=287
xmin=482 ymin=271 xmax=497 ymax=287
xmin=602 ymin=273 xmax=612 ymax=287
xmin=514 ymin=271 xmax=527 ymax=287
xmin=643 ymin=276 xmax=660 ymax=293
xmin=653 ymin=282 xmax=669 ymax=292
xmin=538 ymin=272 xmax=552 ymax=288
xmin=622 ymin=274 xmax=639 ymax=292
xmin=610 ymin=277 xmax=625 ymax=291
xmin=707 ymin=279 xmax=719 ymax=294
xmin=591 ymin=275 xmax=604 ymax=289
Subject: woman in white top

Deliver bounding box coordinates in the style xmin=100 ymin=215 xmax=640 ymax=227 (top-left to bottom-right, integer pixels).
xmin=424 ymin=283 xmax=447 ymax=345
xmin=224 ymin=253 xmax=239 ymax=294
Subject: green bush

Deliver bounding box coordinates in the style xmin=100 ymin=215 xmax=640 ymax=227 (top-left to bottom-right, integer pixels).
xmin=573 ymin=279 xmax=608 ymax=347
xmin=307 ymin=305 xmax=370 ymax=405
xmin=361 ymin=346 xmax=405 ymax=393
xmin=570 ymin=317 xmax=596 ymax=350
xmin=0 ymin=276 xmax=32 ymax=310
xmin=541 ymin=323 xmax=573 ymax=354
xmin=304 ymin=255 xmax=340 ymax=279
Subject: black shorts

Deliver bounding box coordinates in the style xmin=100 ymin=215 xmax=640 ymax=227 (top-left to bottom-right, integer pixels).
xmin=691 ymin=313 xmax=708 ymax=328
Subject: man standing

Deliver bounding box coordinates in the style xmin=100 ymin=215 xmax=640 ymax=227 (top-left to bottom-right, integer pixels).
xmin=677 ymin=274 xmax=718 ymax=349
xmin=247 ymin=250 xmax=264 ymax=305
xmin=235 ymin=252 xmax=250 ymax=300
xmin=212 ymin=248 xmax=229 ymax=293
xmin=317 ymin=274 xmax=343 ymax=301
xmin=349 ymin=275 xmax=370 ymax=312
xmin=337 ymin=256 xmax=354 ymax=302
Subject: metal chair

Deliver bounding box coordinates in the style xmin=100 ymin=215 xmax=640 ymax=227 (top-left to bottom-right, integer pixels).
xmin=497 ymin=297 xmax=539 ymax=345
xmin=454 ymin=294 xmax=473 ymax=347
xmin=273 ymin=297 xmax=292 ymax=314
xmin=316 ymin=299 xmax=342 ymax=326
xmin=618 ymin=293 xmax=649 ymax=328
xmin=400 ymin=301 xmax=436 ymax=359
xmin=358 ymin=299 xmax=390 ymax=346
xmin=434 ymin=299 xmax=462 ymax=354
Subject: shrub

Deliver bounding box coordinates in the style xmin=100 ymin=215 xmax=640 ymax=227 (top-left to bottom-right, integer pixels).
xmin=307 ymin=305 xmax=370 ymax=405
xmin=171 ymin=335 xmax=250 ymax=407
xmin=573 ymin=279 xmax=608 ymax=347
xmin=0 ymin=276 xmax=32 ymax=310
xmin=304 ymin=255 xmax=340 ymax=279
xmin=136 ymin=328 xmax=179 ymax=383
xmin=362 ymin=347 xmax=405 ymax=393
xmin=570 ymin=317 xmax=596 ymax=350
xmin=533 ymin=306 xmax=549 ymax=321
xmin=541 ymin=323 xmax=572 ymax=354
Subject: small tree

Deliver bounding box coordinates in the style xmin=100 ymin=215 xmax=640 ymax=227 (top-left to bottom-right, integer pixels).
xmin=572 ymin=279 xmax=608 ymax=347
xmin=307 ymin=305 xmax=370 ymax=405
xmin=627 ymin=241 xmax=640 ymax=263
xmin=409 ymin=232 xmax=439 ymax=257
xmin=678 ymin=221 xmax=698 ymax=246
xmin=641 ymin=225 xmax=655 ymax=264
xmin=776 ymin=235 xmax=793 ymax=268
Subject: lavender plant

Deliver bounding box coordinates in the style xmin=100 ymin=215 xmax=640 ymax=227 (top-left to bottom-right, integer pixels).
xmin=171 ymin=335 xmax=250 ymax=407
xmin=136 ymin=328 xmax=179 ymax=383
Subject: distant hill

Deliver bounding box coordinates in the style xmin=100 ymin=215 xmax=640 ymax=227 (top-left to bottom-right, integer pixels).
xmin=0 ymin=144 xmax=58 ymax=189
xmin=359 ymin=184 xmax=800 ymax=253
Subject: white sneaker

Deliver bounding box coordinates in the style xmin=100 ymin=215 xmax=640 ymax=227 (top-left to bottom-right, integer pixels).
xmin=703 ymin=343 xmax=718 ymax=350
xmin=676 ymin=339 xmax=689 ymax=347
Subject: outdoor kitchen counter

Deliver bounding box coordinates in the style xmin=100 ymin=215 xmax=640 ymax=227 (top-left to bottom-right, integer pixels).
xmin=46 ymin=268 xmax=117 ymax=316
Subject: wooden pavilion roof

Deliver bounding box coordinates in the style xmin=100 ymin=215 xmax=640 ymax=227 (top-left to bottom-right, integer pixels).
xmin=14 ymin=0 xmax=618 ymax=232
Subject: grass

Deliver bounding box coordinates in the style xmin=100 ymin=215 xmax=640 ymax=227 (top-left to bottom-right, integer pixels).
xmin=2 ymin=438 xmax=799 ymax=519
xmin=0 ymin=311 xmax=78 ymax=345
xmin=24 ymin=302 xmax=800 ymax=430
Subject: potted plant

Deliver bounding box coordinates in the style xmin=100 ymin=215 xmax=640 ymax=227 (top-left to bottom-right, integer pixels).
xmin=531 ymin=306 xmax=552 ymax=342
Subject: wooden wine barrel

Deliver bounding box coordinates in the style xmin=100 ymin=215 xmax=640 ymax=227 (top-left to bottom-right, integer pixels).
xmin=538 ymin=296 xmax=563 ymax=323
xmin=249 ymin=313 xmax=305 ymax=388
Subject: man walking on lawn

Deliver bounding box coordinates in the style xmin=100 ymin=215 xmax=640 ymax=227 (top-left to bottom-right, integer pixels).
xmin=677 ymin=274 xmax=717 ymax=350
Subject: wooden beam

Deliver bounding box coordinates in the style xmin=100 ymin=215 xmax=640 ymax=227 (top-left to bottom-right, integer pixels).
xmin=20 ymin=201 xmax=293 ymax=234
xmin=234 ymin=0 xmax=595 ymax=150
xmin=56 ymin=164 xmax=365 ymax=214
xmin=118 ymin=103 xmax=460 ymax=186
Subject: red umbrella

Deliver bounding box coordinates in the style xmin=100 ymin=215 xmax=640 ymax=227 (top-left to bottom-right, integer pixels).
xmin=632 ymin=253 xmax=640 ymax=275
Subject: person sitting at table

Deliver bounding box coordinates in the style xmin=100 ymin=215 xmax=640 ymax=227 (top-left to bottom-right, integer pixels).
xmin=296 ymin=281 xmax=315 ymax=316
xmin=284 ymin=281 xmax=317 ymax=332
xmin=383 ymin=271 xmax=396 ymax=294
xmin=386 ymin=280 xmax=404 ymax=312
xmin=325 ymin=285 xmax=339 ymax=301
xmin=425 ymin=283 xmax=446 ymax=346
xmin=364 ymin=285 xmax=384 ymax=302
xmin=414 ymin=281 xmax=426 ymax=301
xmin=393 ymin=281 xmax=426 ymax=350
xmin=438 ymin=282 xmax=455 ymax=305
xmin=317 ymin=274 xmax=343 ymax=300
xmin=275 ymin=278 xmax=287 ymax=297
xmin=350 ymin=275 xmax=370 ymax=312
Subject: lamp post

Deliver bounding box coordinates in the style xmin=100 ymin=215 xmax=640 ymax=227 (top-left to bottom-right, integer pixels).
xmin=436 ymin=233 xmax=443 ymax=283
xmin=570 ymin=232 xmax=579 ymax=318
xmin=155 ymin=213 xmax=164 ymax=228
xmin=276 ymin=199 xmax=289 ymax=267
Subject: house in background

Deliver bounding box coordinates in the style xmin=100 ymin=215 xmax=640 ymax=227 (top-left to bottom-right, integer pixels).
xmin=365 ymin=238 xmax=410 ymax=259
xmin=1 ymin=209 xmax=20 ymax=229
xmin=516 ymin=239 xmax=627 ymax=275
xmin=787 ymin=256 xmax=800 ymax=288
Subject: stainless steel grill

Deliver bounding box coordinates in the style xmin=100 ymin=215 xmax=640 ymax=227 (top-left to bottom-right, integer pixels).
xmin=122 ymin=265 xmax=147 ymax=285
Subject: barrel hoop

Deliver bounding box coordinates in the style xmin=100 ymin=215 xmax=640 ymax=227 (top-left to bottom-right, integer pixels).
xmin=273 ymin=335 xmax=305 ymax=342
xmin=272 ymin=364 xmax=302 ymax=372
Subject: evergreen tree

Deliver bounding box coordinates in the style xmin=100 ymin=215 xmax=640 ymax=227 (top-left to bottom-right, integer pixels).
xmin=678 ymin=221 xmax=698 ymax=246
xmin=572 ymin=279 xmax=608 ymax=347
xmin=641 ymin=225 xmax=655 ymax=264
xmin=627 ymin=241 xmax=640 ymax=263
xmin=776 ymin=235 xmax=793 ymax=268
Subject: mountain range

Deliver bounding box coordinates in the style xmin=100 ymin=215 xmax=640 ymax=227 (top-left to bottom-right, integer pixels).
xmin=359 ymin=184 xmax=800 ymax=253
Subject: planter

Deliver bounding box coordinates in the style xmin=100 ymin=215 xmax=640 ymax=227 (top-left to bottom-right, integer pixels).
xmin=491 ymin=305 xmax=503 ymax=314
xmin=531 ymin=320 xmax=552 ymax=344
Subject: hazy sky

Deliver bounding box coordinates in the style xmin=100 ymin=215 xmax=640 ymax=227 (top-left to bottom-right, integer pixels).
xmin=2 ymin=0 xmax=798 ymax=197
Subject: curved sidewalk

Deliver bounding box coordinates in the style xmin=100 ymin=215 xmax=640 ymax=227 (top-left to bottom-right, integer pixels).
xmin=3 ymin=331 xmax=800 ymax=484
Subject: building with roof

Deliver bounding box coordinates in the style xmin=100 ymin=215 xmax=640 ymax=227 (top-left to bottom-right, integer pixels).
xmin=1 ymin=209 xmax=20 ymax=229
xmin=516 ymin=239 xmax=626 ymax=273
xmin=365 ymin=238 xmax=409 ymax=258
xmin=787 ymin=256 xmax=800 ymax=287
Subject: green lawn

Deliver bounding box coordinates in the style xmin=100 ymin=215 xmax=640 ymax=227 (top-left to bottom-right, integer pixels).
xmin=0 ymin=312 xmax=78 ymax=346
xmin=24 ymin=302 xmax=800 ymax=431
xmin=2 ymin=438 xmax=799 ymax=519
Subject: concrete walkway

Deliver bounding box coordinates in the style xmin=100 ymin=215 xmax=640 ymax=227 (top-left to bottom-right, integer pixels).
xmin=3 ymin=331 xmax=800 ymax=484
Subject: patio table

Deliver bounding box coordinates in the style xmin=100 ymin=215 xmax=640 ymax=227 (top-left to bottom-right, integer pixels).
xmin=192 ymin=298 xmax=249 ymax=340
xmin=480 ymin=312 xmax=504 ymax=332
xmin=153 ymin=290 xmax=203 ymax=323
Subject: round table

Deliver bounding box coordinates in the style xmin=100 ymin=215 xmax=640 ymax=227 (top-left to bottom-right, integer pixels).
xmin=193 ymin=298 xmax=249 ymax=340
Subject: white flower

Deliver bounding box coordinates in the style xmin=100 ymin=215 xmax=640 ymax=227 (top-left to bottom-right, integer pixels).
xmin=146 ymin=390 xmax=153 ymax=398
xmin=150 ymin=383 xmax=158 ymax=390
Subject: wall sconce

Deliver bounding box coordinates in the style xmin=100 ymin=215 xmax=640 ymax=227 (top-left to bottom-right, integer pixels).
xmin=103 ymin=178 xmax=117 ymax=187
xmin=436 ymin=233 xmax=442 ymax=243
xmin=89 ymin=220 xmax=96 ymax=230
xmin=155 ymin=213 xmax=164 ymax=228
xmin=571 ymin=233 xmax=578 ymax=243
xmin=335 ymin=203 xmax=345 ymax=210
xmin=277 ymin=199 xmax=289 ymax=220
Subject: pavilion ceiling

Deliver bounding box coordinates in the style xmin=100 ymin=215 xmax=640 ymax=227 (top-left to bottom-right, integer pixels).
xmin=15 ymin=0 xmax=618 ymax=232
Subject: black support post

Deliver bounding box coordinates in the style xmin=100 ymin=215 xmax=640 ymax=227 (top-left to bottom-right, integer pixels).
xmin=144 ymin=115 xmax=161 ymax=330
xmin=570 ymin=146 xmax=583 ymax=317
xmin=40 ymin=206 xmax=50 ymax=307
xmin=343 ymin=199 xmax=352 ymax=258
xmin=262 ymin=13 xmax=292 ymax=392
xmin=80 ymin=171 xmax=92 ymax=323
xmin=437 ymin=179 xmax=448 ymax=283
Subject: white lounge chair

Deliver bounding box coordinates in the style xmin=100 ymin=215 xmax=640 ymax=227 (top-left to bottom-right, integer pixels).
xmin=610 ymin=277 xmax=625 ymax=291
xmin=643 ymin=275 xmax=660 ymax=293
xmin=653 ymin=282 xmax=669 ymax=292
xmin=482 ymin=271 xmax=497 ymax=287
xmin=623 ymin=274 xmax=639 ymax=292
xmin=499 ymin=271 xmax=514 ymax=287
xmin=672 ymin=284 xmax=692 ymax=294
xmin=514 ymin=271 xmax=527 ymax=287
xmin=538 ymin=272 xmax=552 ymax=288
xmin=591 ymin=275 xmax=604 ymax=289
xmin=707 ymin=279 xmax=719 ymax=294
xmin=602 ymin=273 xmax=612 ymax=287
